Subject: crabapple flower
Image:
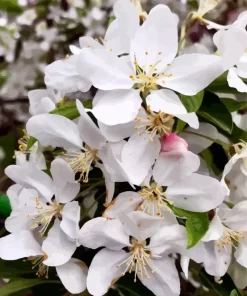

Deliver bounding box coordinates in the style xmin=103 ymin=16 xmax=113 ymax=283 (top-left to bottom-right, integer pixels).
xmin=202 ymin=201 xmax=247 ymax=277
xmin=79 ymin=212 xmax=186 ymax=296
xmin=77 ymin=5 xmax=245 ymax=126
xmin=0 ymin=230 xmax=87 ymax=294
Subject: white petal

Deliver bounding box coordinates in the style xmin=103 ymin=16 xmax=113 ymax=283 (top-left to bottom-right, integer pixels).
xmin=139 ymin=257 xmax=180 ymax=296
xmin=204 ymin=241 xmax=232 ymax=277
xmin=60 ymin=202 xmax=80 ymax=240
xmin=153 ymin=151 xmax=200 ymax=186
xmin=87 ymin=249 xmax=129 ymax=296
xmin=50 ymin=158 xmax=80 ymax=203
xmin=76 ymin=100 xmax=106 ymax=149
xmin=130 ymin=5 xmax=178 ymax=71
xmin=98 ymin=120 xmax=136 ymax=143
xmin=5 ymin=164 xmax=54 ymax=200
xmin=56 ymin=259 xmax=87 ymax=294
xmin=146 ymin=89 xmax=187 ymax=114
xmin=213 ymin=28 xmax=247 ymax=70
xmin=79 ymin=36 xmax=103 ymax=49
xmin=167 ymin=173 xmax=226 ymax=212
xmin=0 ymin=231 xmax=42 ymax=260
xmin=77 ymin=48 xmax=133 ymax=90
xmin=6 ymin=184 xmax=22 ymax=210
xmin=79 ymin=217 xmax=130 ymax=250
xmin=121 ymin=133 xmax=160 ymax=185
xmin=148 ymin=224 xmax=187 ymax=255
xmin=26 ymin=114 xmax=82 ymax=150
xmin=45 ymin=55 xmax=91 ymax=94
xmin=28 ymin=89 xmax=56 ymax=115
xmin=92 ymin=89 xmax=142 ymax=125
xmin=120 ymin=211 xmax=163 ymax=242
xmin=202 ymin=214 xmax=224 ymax=242
xmin=176 ymin=113 xmax=199 ymax=129
xmin=227 ymin=68 xmax=247 ymax=93
xmin=228 ymin=258 xmax=247 ymax=289
xmin=42 ymin=220 xmax=76 ymax=266
xmin=163 ymin=53 xmax=224 ymax=95
xmin=103 ymin=191 xmax=142 ymax=219
xmin=235 ymin=244 xmax=247 ymax=268
xmin=181 ymin=256 xmax=190 ymax=279
xmin=104 ymin=0 xmax=139 ymax=55
xmin=179 ymin=123 xmax=218 ymax=154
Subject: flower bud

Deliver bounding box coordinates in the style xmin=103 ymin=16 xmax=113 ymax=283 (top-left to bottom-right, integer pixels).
xmin=161 ymin=133 xmax=188 ymax=153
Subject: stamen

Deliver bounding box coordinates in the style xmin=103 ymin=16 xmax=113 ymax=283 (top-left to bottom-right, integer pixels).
xmin=27 ymin=197 xmax=62 ymax=236
xmin=135 ymin=107 xmax=174 ymax=141
xmin=116 ymin=240 xmax=155 ymax=282
xmin=61 ymin=146 xmax=98 ymax=182
xmin=216 ymin=226 xmax=247 ymax=251
xmin=27 ymin=253 xmax=49 ymax=279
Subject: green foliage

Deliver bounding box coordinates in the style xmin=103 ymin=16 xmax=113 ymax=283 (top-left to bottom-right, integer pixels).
xmin=198 ymin=272 xmax=243 ymax=296
xmin=180 ymin=90 xmax=204 ymax=112
xmin=0 ymin=259 xmax=35 ymax=278
xmin=220 ymin=98 xmax=247 ymax=113
xmin=198 ymin=92 xmax=233 ymax=134
xmin=172 ymin=207 xmax=209 ymax=248
xmin=0 ymin=278 xmax=60 ymax=296
xmin=0 ymin=0 xmax=23 ymax=14
xmin=0 ymin=194 xmax=11 ymax=217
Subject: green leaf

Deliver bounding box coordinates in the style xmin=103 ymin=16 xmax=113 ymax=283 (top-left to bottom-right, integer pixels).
xmin=220 ymin=98 xmax=247 ymax=112
xmin=26 ymin=136 xmax=37 ymax=150
xmin=186 ymin=213 xmax=209 ymax=248
xmin=0 ymin=259 xmax=35 ymax=277
xmin=180 ymin=90 xmax=204 ymax=112
xmin=0 ymin=194 xmax=11 ymax=217
xmin=229 ymin=123 xmax=247 ymax=143
xmin=0 ymin=278 xmax=60 ymax=296
xmin=198 ymin=92 xmax=233 ymax=134
xmin=172 ymin=207 xmax=209 ymax=248
xmin=230 ymin=290 xmax=239 ymax=296
xmin=0 ymin=0 xmax=23 ymax=14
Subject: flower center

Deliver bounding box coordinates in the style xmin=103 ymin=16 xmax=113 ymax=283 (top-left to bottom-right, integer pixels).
xmin=130 ymin=57 xmax=172 ymax=93
xmin=137 ymin=186 xmax=173 ymax=216
xmin=18 ymin=129 xmax=29 ymax=153
xmin=27 ymin=197 xmax=63 ymax=236
xmin=135 ymin=107 xmax=174 ymax=141
xmin=117 ymin=239 xmax=155 ymax=282
xmin=27 ymin=253 xmax=49 ymax=278
xmin=62 ymin=146 xmax=98 ymax=182
xmin=217 ymin=226 xmax=247 ymax=251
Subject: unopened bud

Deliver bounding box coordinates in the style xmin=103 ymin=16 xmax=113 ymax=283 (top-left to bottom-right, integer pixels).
xmin=161 ymin=133 xmax=188 ymax=153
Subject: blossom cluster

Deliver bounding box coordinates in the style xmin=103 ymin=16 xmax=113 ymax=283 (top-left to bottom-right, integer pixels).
xmin=1 ymin=0 xmax=247 ymax=295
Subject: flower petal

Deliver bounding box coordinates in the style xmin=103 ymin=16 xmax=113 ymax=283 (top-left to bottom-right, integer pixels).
xmin=146 ymin=89 xmax=187 ymax=114
xmin=121 ymin=133 xmax=161 ymax=185
xmin=42 ymin=220 xmax=76 ymax=266
xmin=5 ymin=164 xmax=54 ymax=200
xmin=76 ymin=100 xmax=106 ymax=149
xmin=45 ymin=55 xmax=91 ymax=94
xmin=130 ymin=5 xmax=178 ymax=71
xmin=179 ymin=123 xmax=218 ymax=154
xmin=202 ymin=214 xmax=224 ymax=242
xmin=166 ymin=173 xmax=226 ymax=212
xmin=153 ymin=151 xmax=200 ymax=186
xmin=176 ymin=113 xmax=199 ymax=129
xmin=92 ymin=89 xmax=142 ymax=125
xmin=162 ymin=53 xmax=225 ymax=95
xmin=60 ymin=201 xmax=80 ymax=240
xmin=6 ymin=184 xmax=22 ymax=210
xmin=79 ymin=217 xmax=130 ymax=250
xmin=87 ymin=249 xmax=129 ymax=296
xmin=26 ymin=114 xmax=82 ymax=150
xmin=0 ymin=231 xmax=42 ymax=260
xmin=28 ymin=89 xmax=56 ymax=115
xmin=235 ymin=244 xmax=247 ymax=268
xmin=139 ymin=257 xmax=180 ymax=296
xmin=120 ymin=211 xmax=164 ymax=242
xmin=227 ymin=67 xmax=247 ymax=93
xmin=56 ymin=259 xmax=88 ymax=294
xmin=77 ymin=48 xmax=133 ymax=90
xmin=103 ymin=191 xmax=142 ymax=219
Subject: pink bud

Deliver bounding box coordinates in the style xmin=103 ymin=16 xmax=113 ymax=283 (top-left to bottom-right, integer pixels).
xmin=161 ymin=133 xmax=188 ymax=153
